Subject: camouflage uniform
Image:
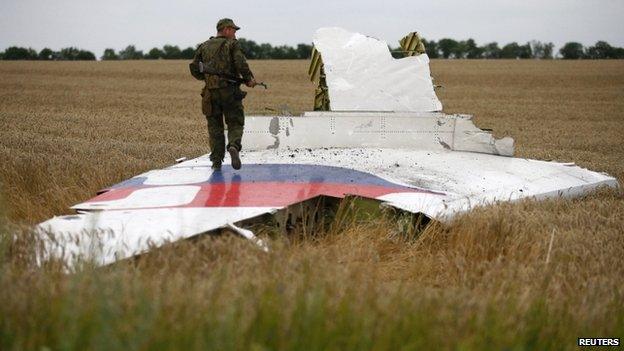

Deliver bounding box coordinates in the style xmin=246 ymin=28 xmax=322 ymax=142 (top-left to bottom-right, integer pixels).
xmin=193 ymin=22 xmax=254 ymax=166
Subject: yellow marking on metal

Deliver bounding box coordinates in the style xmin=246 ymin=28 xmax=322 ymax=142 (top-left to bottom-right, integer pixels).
xmin=308 ymin=46 xmax=330 ymax=110
xmin=399 ymin=32 xmax=426 ymax=57
xmin=308 ymin=47 xmax=323 ymax=82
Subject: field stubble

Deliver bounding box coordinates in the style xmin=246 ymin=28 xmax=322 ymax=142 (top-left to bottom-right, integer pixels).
xmin=0 ymin=59 xmax=623 ymax=349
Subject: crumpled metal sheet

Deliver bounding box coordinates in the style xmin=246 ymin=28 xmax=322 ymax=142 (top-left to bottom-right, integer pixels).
xmin=313 ymin=27 xmax=443 ymax=112
xmin=37 ymin=207 xmax=277 ymax=267
xmin=37 ymin=149 xmax=617 ymax=267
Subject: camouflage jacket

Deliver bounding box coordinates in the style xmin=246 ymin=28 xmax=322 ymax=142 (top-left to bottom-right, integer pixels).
xmin=193 ymin=36 xmax=254 ymax=89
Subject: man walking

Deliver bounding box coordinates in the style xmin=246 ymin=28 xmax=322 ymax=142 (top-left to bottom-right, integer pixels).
xmin=192 ymin=18 xmax=257 ymax=170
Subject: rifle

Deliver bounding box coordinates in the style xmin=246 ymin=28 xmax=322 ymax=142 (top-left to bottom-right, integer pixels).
xmin=195 ymin=61 xmax=268 ymax=89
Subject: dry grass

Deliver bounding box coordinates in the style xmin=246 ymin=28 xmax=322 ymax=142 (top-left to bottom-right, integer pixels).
xmin=0 ymin=59 xmax=623 ymax=350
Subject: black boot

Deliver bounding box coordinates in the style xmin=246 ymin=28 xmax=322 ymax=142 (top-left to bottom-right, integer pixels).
xmin=211 ymin=160 xmax=222 ymax=171
xmin=228 ymin=147 xmax=241 ymax=170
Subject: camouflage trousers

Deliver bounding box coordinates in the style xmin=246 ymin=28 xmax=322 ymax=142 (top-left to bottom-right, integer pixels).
xmin=202 ymin=85 xmax=246 ymax=163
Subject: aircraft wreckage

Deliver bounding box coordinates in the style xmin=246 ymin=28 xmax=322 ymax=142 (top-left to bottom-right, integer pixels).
xmin=38 ymin=27 xmax=618 ymax=266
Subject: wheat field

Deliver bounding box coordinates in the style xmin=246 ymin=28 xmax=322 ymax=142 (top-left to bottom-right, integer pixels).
xmin=0 ymin=59 xmax=623 ymax=350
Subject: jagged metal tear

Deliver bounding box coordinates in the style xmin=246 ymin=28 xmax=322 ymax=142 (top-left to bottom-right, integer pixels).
xmin=313 ymin=27 xmax=442 ymax=112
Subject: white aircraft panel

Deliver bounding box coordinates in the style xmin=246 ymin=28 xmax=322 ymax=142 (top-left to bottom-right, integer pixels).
xmin=244 ymin=114 xmax=513 ymax=156
xmin=313 ymin=27 xmax=442 ymax=112
xmin=75 ymin=186 xmax=200 ymax=210
xmin=38 ymin=207 xmax=277 ymax=267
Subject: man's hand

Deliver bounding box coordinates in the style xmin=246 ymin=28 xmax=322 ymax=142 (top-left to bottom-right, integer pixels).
xmin=245 ymin=78 xmax=268 ymax=89
xmin=246 ymin=78 xmax=257 ymax=88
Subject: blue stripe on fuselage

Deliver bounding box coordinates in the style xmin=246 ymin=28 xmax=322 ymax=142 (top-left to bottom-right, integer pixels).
xmin=108 ymin=164 xmax=414 ymax=191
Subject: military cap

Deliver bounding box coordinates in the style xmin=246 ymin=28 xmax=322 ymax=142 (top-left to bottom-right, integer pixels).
xmin=217 ymin=18 xmax=240 ymax=31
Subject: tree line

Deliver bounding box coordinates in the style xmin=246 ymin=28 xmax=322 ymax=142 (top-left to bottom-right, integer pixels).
xmin=0 ymin=46 xmax=96 ymax=60
xmin=99 ymin=40 xmax=314 ymax=60
xmin=1 ymin=39 xmax=623 ymax=61
xmin=408 ymin=39 xmax=624 ymax=59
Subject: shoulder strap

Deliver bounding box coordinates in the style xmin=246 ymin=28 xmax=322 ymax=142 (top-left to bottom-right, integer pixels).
xmin=207 ymin=39 xmax=228 ymax=63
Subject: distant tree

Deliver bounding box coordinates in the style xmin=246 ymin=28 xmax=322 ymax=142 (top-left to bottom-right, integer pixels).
xmin=585 ymin=41 xmax=621 ymax=59
xmin=481 ymin=42 xmax=501 ymax=59
xmin=238 ymin=38 xmax=260 ymax=59
xmin=101 ymin=48 xmax=119 ymax=60
xmin=452 ymin=40 xmax=468 ymax=59
xmin=543 ymin=43 xmax=555 ymax=59
xmin=181 ymin=47 xmax=195 ymax=59
xmin=57 ymin=47 xmax=93 ymax=60
xmin=422 ymin=39 xmax=439 ymax=58
xmin=530 ymin=41 xmax=542 ymax=59
xmin=25 ymin=47 xmax=39 ymax=59
xmin=438 ymin=38 xmax=458 ymax=58
xmin=500 ymin=42 xmax=519 ymax=58
xmin=464 ymin=39 xmax=483 ymax=59
xmin=76 ymin=50 xmax=96 ymax=60
xmin=296 ymin=43 xmax=313 ymax=59
xmin=38 ymin=48 xmax=54 ymax=60
xmin=530 ymin=41 xmax=554 ymax=59
xmin=500 ymin=42 xmax=531 ymax=59
xmin=518 ymin=42 xmax=532 ymax=58
xmin=58 ymin=47 xmax=79 ymax=60
xmin=145 ymin=47 xmax=163 ymax=59
xmin=2 ymin=46 xmax=38 ymax=60
xmin=119 ymin=45 xmax=143 ymax=60
xmin=161 ymin=45 xmax=181 ymax=59
xmin=270 ymin=45 xmax=298 ymax=59
xmin=559 ymin=42 xmax=585 ymax=59
xmin=614 ymin=47 xmax=624 ymax=59
xmin=258 ymin=43 xmax=273 ymax=59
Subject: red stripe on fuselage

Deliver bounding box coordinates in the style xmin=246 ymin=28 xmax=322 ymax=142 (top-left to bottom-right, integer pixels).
xmin=85 ymin=182 xmax=431 ymax=208
xmin=188 ymin=181 xmax=423 ymax=207
xmin=90 ymin=187 xmax=136 ymax=202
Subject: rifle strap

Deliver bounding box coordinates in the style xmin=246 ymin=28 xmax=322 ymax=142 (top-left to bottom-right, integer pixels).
xmin=206 ymin=39 xmax=232 ymax=85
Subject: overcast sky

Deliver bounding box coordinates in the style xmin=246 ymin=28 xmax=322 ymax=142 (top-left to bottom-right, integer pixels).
xmin=1 ymin=0 xmax=623 ymax=56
